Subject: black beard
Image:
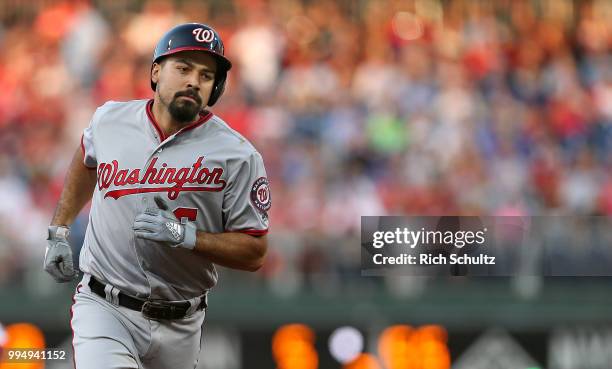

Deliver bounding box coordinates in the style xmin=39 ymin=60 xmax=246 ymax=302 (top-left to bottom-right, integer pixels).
xmin=168 ymin=91 xmax=203 ymax=123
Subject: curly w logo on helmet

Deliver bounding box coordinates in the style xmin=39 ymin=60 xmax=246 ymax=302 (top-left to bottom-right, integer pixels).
xmin=192 ymin=28 xmax=215 ymax=43
xmin=96 ymin=156 xmax=227 ymax=200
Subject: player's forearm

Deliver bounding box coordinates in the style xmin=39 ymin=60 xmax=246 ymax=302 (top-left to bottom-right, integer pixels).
xmin=193 ymin=232 xmax=267 ymax=272
xmin=50 ymin=147 xmax=97 ymax=227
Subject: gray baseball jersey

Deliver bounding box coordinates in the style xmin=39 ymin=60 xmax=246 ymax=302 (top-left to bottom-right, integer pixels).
xmin=79 ymin=99 xmax=271 ymax=300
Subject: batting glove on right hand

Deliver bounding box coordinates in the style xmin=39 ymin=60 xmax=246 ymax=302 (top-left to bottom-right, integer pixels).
xmin=44 ymin=226 xmax=79 ymax=283
xmin=133 ymin=196 xmax=197 ymax=250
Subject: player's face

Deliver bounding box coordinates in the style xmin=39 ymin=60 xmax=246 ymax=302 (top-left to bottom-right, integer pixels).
xmin=152 ymin=51 xmax=217 ymax=123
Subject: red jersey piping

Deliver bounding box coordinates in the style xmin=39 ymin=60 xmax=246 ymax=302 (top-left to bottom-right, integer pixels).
xmin=70 ymin=284 xmax=82 ymax=368
xmin=233 ymin=229 xmax=269 ymax=236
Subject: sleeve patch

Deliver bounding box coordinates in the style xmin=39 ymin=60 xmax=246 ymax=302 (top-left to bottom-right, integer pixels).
xmin=250 ymin=177 xmax=271 ymax=213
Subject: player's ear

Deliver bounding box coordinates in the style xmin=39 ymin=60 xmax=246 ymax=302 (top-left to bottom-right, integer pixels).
xmin=151 ymin=62 xmax=161 ymax=85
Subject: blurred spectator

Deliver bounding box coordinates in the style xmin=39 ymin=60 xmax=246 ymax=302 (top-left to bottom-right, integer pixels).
xmin=0 ymin=0 xmax=610 ymax=291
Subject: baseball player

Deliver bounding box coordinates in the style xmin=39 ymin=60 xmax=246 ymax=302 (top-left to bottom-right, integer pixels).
xmin=43 ymin=23 xmax=271 ymax=369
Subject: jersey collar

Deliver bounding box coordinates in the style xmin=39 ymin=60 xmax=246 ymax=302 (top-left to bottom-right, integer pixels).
xmin=146 ymin=99 xmax=213 ymax=142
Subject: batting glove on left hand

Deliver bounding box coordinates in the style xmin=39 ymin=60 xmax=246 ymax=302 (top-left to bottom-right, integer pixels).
xmin=133 ymin=196 xmax=197 ymax=250
xmin=44 ymin=226 xmax=79 ymax=283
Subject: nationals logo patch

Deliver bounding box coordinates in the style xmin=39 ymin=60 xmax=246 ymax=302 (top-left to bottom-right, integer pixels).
xmin=250 ymin=177 xmax=271 ymax=213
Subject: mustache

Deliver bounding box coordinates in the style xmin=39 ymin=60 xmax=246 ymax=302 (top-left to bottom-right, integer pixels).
xmin=174 ymin=90 xmax=202 ymax=105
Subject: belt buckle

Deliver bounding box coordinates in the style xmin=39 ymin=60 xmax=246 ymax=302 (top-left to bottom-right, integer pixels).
xmin=141 ymin=300 xmax=176 ymax=320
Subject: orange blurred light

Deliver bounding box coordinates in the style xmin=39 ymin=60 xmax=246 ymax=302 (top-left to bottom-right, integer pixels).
xmin=378 ymin=325 xmax=450 ymax=369
xmin=0 ymin=323 xmax=46 ymax=369
xmin=344 ymin=353 xmax=383 ymax=369
xmin=378 ymin=325 xmax=413 ymax=369
xmin=272 ymin=324 xmax=318 ymax=369
xmin=415 ymin=325 xmax=448 ymax=343
xmin=420 ymin=340 xmax=451 ymax=369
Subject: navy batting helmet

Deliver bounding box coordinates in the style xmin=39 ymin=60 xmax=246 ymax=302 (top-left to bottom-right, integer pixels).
xmin=151 ymin=23 xmax=232 ymax=106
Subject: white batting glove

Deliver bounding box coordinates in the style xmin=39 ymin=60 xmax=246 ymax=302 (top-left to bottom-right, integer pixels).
xmin=44 ymin=226 xmax=79 ymax=282
xmin=133 ymin=196 xmax=197 ymax=250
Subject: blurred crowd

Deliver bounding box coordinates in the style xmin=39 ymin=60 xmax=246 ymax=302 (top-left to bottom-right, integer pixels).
xmin=0 ymin=0 xmax=610 ymax=291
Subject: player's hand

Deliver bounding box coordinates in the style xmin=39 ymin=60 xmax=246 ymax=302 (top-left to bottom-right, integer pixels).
xmin=133 ymin=196 xmax=197 ymax=250
xmin=44 ymin=226 xmax=79 ymax=283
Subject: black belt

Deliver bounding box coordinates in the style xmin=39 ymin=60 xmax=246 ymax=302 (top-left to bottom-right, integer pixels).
xmin=88 ymin=276 xmax=207 ymax=320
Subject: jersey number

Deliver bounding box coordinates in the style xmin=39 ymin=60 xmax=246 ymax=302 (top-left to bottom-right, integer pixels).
xmin=173 ymin=207 xmax=198 ymax=222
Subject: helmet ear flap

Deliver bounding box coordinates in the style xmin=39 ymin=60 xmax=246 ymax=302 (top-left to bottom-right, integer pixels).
xmin=207 ymin=70 xmax=227 ymax=107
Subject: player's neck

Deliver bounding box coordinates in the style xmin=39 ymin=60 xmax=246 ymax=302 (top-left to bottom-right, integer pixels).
xmin=151 ymin=97 xmax=198 ymax=137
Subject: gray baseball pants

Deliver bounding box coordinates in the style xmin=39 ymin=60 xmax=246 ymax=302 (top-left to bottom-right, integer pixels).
xmin=70 ymin=274 xmax=206 ymax=369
